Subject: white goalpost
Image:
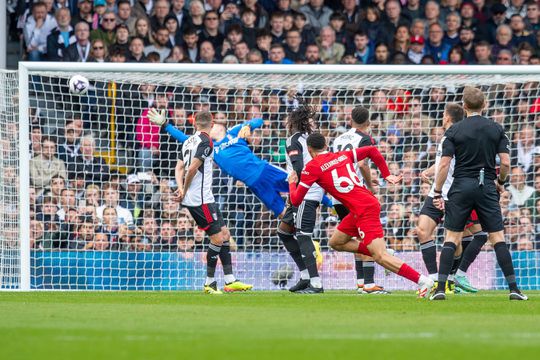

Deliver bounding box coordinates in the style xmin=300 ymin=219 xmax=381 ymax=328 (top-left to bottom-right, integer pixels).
xmin=4 ymin=63 xmax=540 ymax=291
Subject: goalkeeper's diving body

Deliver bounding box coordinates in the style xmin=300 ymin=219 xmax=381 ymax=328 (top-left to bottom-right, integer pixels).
xmin=148 ymin=108 xmax=291 ymax=218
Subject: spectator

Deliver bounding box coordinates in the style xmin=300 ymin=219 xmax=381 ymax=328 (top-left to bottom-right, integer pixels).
xmin=393 ymin=24 xmax=411 ymax=54
xmin=293 ymin=10 xmax=316 ymax=46
xmin=447 ymin=45 xmax=466 ymax=64
xmin=423 ymin=1 xmax=442 ymax=26
xmin=517 ymin=42 xmax=535 ymax=64
xmin=408 ymin=35 xmax=426 ymax=64
xmin=181 ymin=27 xmax=199 ymax=62
xmin=171 ymin=0 xmax=189 ymax=32
xmin=71 ymin=134 xmax=110 ymax=186
xmin=72 ymin=0 xmax=93 ymax=28
xmin=90 ymin=10 xmax=117 ymax=47
xmin=510 ymin=14 xmax=536 ymax=47
xmin=425 ymin=22 xmax=451 ymax=63
xmin=269 ymin=11 xmax=286 ymax=44
xmin=255 ymin=28 xmax=272 ymax=60
xmin=460 ymin=2 xmax=478 ymax=29
xmin=495 ymin=48 xmax=514 ymax=64
xmin=443 ymin=12 xmax=461 ymax=47
xmin=440 ymin=0 xmax=460 ymax=21
xmin=247 ymin=48 xmax=264 ymax=63
xmin=474 ymin=40 xmax=493 ymax=64
xmin=513 ymin=125 xmax=540 ymax=174
xmin=30 ymin=136 xmax=68 ymax=194
xmin=69 ymin=216 xmax=95 ymax=250
xmin=120 ymin=174 xmax=145 ymax=216
xmin=199 ymin=40 xmax=219 ymax=63
xmin=299 ymin=0 xmax=333 ymax=35
xmin=200 ymin=10 xmax=224 ymax=50
xmin=240 ymin=8 xmax=258 ymax=48
xmin=127 ymin=36 xmax=146 ymax=62
xmin=132 ymin=0 xmax=153 ymax=19
xmin=96 ymin=184 xmax=133 ymax=225
xmin=58 ymin=116 xmax=83 ymax=172
xmin=525 ymin=0 xmax=539 ymax=32
xmin=478 ymin=3 xmax=507 ymax=43
xmin=318 ymin=26 xmax=345 ymax=64
xmin=134 ymin=17 xmax=154 ymax=46
xmin=459 ymin=25 xmax=476 ymax=63
xmin=84 ymin=184 xmax=101 ymax=207
xmin=144 ymin=26 xmax=171 ymax=61
xmin=410 ymin=18 xmax=427 ymax=38
xmin=234 ymin=40 xmax=250 ymax=63
xmin=150 ymin=0 xmax=171 ymax=32
xmin=136 ymin=91 xmax=169 ymax=172
xmin=341 ymin=0 xmax=362 ymax=36
xmin=380 ymin=0 xmax=410 ymax=45
xmin=57 ymin=188 xmax=77 ymax=221
xmin=46 ymin=7 xmax=75 ymax=61
xmin=88 ymin=38 xmax=108 ymax=62
xmin=62 ymin=21 xmax=91 ymax=62
xmin=159 ymin=221 xmax=178 ymax=251
xmin=111 ymin=24 xmax=130 ymax=56
xmin=491 ymin=24 xmax=514 ymax=58
xmin=506 ymin=0 xmax=528 ymax=20
xmin=509 ymin=167 xmax=535 ymax=207
xmin=348 ymin=30 xmax=372 ymax=64
xmin=265 ymin=43 xmax=293 ymax=64
xmin=97 ymin=206 xmax=119 ymax=248
xmin=373 ymin=42 xmax=391 ymax=64
xmin=116 ymin=0 xmax=137 ymax=34
xmin=24 ymin=1 xmax=58 ymax=61
xmin=329 ymin=12 xmax=348 ymax=46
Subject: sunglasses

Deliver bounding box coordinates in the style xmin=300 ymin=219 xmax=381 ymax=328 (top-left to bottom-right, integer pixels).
xmin=103 ymin=18 xmax=115 ymax=22
xmin=93 ymin=46 xmax=104 ymax=50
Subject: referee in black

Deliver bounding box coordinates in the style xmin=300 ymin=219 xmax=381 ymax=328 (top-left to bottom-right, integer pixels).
xmin=431 ymin=86 xmax=527 ymax=301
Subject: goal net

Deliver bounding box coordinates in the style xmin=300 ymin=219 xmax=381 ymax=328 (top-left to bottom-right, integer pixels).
xmin=10 ymin=63 xmax=540 ymax=291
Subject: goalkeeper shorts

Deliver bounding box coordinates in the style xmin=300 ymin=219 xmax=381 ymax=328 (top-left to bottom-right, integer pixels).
xmin=250 ymin=163 xmax=289 ymax=217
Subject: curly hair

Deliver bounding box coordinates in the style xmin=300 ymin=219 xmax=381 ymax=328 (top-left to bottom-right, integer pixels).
xmin=286 ymin=104 xmax=316 ymax=135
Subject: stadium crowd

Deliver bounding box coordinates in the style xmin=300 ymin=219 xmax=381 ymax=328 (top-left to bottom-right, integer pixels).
xmin=20 ymin=78 xmax=540 ymax=253
xmin=10 ymin=0 xmax=540 ymax=65
xmin=8 ymin=0 xmax=540 ymax=252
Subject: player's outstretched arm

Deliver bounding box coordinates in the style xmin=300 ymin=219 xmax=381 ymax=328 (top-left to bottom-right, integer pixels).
xmin=147 ymin=107 xmax=189 ymax=143
xmin=228 ymin=118 xmax=264 ymax=139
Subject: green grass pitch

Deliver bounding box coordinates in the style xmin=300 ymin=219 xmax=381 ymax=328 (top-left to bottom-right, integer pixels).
xmin=1 ymin=291 xmax=539 ymax=360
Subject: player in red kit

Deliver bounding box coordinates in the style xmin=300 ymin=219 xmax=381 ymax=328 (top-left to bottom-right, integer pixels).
xmin=288 ymin=133 xmax=434 ymax=297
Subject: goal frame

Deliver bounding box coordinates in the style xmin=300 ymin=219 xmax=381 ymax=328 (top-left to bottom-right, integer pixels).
xmin=16 ymin=62 xmax=540 ymax=291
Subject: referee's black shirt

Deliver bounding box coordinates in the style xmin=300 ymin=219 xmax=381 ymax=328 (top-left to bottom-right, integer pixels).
xmin=441 ymin=115 xmax=510 ymax=180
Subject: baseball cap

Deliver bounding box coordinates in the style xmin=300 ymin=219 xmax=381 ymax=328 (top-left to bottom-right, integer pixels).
xmin=410 ymin=36 xmax=425 ymax=45
xmin=94 ymin=0 xmax=106 ymax=7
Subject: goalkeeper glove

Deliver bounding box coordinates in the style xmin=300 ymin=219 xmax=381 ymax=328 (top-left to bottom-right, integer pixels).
xmin=147 ymin=108 xmax=166 ymax=126
xmin=238 ymin=125 xmax=251 ymax=139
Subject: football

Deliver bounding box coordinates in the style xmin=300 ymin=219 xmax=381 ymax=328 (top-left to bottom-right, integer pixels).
xmin=68 ymin=75 xmax=89 ymax=95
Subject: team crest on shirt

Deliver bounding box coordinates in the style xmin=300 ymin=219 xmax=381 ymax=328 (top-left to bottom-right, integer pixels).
xmin=203 ymin=147 xmax=211 ymax=157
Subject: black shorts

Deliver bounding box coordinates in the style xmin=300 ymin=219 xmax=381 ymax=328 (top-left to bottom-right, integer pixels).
xmin=185 ymin=203 xmax=225 ymax=236
xmin=281 ymin=199 xmax=319 ymax=234
xmin=444 ymin=178 xmax=504 ymax=233
xmin=419 ymin=196 xmax=444 ymax=224
xmin=334 ymin=203 xmax=350 ymax=221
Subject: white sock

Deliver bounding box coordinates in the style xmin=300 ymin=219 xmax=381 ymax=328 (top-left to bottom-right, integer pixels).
xmin=300 ymin=269 xmax=309 ymax=280
xmin=310 ymin=277 xmax=322 ymax=288
xmin=205 ymin=277 xmax=215 ymax=286
xmin=456 ymin=269 xmax=466 ymax=277
xmin=224 ymin=274 xmax=236 ymax=284
xmin=419 ymin=274 xmax=432 ymax=286
xmin=357 ymin=278 xmax=364 ymax=287
xmin=448 ymin=274 xmax=455 ymax=282
xmin=429 ymin=273 xmax=438 ymax=281
xmin=364 ymin=283 xmax=375 ymax=288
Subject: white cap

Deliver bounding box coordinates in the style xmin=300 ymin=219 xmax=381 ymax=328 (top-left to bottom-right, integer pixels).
xmin=127 ymin=174 xmax=140 ymax=185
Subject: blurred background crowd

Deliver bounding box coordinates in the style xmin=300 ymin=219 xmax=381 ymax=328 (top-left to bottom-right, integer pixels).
xmin=8 ymin=0 xmax=540 ymax=65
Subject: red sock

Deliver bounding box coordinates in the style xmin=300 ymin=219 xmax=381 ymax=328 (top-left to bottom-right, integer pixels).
xmin=397 ymin=263 xmax=421 ymax=284
xmin=357 ymin=242 xmax=371 ymax=256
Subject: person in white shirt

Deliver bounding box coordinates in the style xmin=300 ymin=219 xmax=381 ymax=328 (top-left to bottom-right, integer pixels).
xmin=96 ymin=184 xmax=134 ymax=225
xmin=24 ymin=1 xmax=58 ymax=61
xmin=508 ymin=167 xmax=535 ymax=207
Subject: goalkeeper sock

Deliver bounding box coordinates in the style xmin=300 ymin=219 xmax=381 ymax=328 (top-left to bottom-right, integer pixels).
xmin=206 ymin=243 xmax=221 ymax=285
xmin=220 ymin=241 xmax=236 ymax=284
xmin=355 ymin=258 xmax=364 ymax=285
xmin=437 ymin=242 xmax=456 ymax=292
xmin=458 ymin=232 xmax=487 ymax=273
xmin=363 ymin=261 xmax=375 ymax=286
xmin=420 ymin=240 xmax=438 ymax=278
xmin=297 ymin=232 xmax=320 ymax=281
xmin=278 ymin=229 xmax=306 ymax=272
xmin=493 ymin=242 xmax=519 ymax=292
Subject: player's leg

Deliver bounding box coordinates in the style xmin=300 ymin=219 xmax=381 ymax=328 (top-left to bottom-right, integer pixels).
xmin=475 ymin=186 xmax=527 ymax=300
xmin=335 ymin=204 xmax=364 ymax=291
xmin=218 ymin=216 xmax=252 ymax=292
xmin=295 ymin=200 xmax=323 ymax=293
xmin=277 ymin=208 xmax=310 ymax=292
xmin=455 ymin=221 xmax=486 ymax=293
xmin=417 ymin=196 xmax=445 ymax=278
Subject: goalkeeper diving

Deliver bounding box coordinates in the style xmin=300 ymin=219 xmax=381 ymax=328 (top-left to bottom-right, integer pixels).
xmin=148 ymin=109 xmax=294 ymax=218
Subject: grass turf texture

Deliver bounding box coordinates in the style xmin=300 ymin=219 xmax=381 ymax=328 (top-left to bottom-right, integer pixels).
xmin=1 ymin=291 xmax=539 ymax=360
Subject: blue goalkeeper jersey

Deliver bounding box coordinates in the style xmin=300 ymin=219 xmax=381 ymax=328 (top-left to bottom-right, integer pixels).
xmin=164 ymin=118 xmax=267 ymax=187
